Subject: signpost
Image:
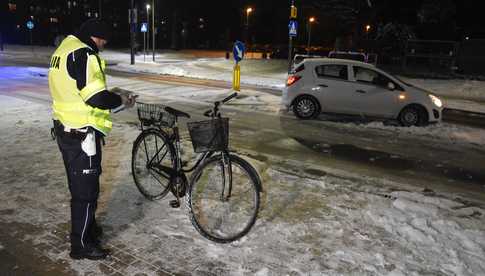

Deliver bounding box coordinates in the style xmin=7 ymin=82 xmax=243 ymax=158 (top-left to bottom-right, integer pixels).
xmin=152 ymin=0 xmax=155 ymax=62
xmin=141 ymin=22 xmax=148 ymax=62
xmin=26 ymin=20 xmax=34 ymax=53
xmin=129 ymin=5 xmax=138 ymax=65
xmin=232 ymin=41 xmax=245 ymax=91
xmin=288 ymin=1 xmax=297 ymax=73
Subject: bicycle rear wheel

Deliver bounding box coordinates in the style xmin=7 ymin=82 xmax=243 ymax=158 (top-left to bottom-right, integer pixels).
xmin=132 ymin=129 xmax=176 ymax=200
xmin=189 ymin=154 xmax=260 ymax=243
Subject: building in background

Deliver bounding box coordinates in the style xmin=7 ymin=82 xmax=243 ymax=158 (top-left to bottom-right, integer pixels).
xmin=0 ymin=0 xmax=481 ymax=52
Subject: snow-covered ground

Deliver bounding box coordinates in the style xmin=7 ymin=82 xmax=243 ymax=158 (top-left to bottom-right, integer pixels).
xmin=1 ymin=65 xmax=485 ymax=275
xmin=1 ymin=92 xmax=484 ymax=275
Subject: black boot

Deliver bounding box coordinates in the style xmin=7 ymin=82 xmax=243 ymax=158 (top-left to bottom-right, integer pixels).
xmin=93 ymin=223 xmax=103 ymax=238
xmin=88 ymin=221 xmax=103 ymax=245
xmin=70 ymin=244 xmax=110 ymax=260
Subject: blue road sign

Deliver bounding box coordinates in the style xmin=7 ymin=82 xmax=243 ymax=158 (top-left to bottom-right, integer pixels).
xmin=289 ymin=20 xmax=298 ymax=37
xmin=26 ymin=21 xmax=34 ymax=30
xmin=141 ymin=23 xmax=148 ymax=33
xmin=233 ymin=41 xmax=245 ymax=62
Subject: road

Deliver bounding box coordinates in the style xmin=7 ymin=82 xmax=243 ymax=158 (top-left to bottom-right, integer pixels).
xmin=3 ymin=55 xmax=485 ymax=129
xmin=1 ymin=58 xmax=484 ymax=203
xmin=109 ymin=69 xmax=485 ymax=129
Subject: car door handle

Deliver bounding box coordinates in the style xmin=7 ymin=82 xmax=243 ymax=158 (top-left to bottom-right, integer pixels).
xmin=318 ymin=84 xmax=328 ymax=88
xmin=355 ymin=89 xmax=367 ymax=93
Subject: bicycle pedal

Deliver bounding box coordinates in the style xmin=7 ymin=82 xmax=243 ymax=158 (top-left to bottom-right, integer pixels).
xmin=169 ymin=200 xmax=180 ymax=208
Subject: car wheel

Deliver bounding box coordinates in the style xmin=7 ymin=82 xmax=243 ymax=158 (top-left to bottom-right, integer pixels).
xmin=293 ymin=96 xmax=320 ymax=119
xmin=398 ymin=106 xmax=422 ymax=127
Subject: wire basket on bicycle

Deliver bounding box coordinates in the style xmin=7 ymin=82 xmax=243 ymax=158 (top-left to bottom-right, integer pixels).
xmin=136 ymin=102 xmax=175 ymax=127
xmin=187 ymin=118 xmax=229 ymax=153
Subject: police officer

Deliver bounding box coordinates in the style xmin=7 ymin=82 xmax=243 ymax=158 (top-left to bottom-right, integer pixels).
xmin=49 ymin=19 xmax=135 ymax=260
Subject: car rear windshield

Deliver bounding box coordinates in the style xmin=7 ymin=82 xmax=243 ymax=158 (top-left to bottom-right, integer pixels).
xmin=295 ymin=64 xmax=305 ymax=73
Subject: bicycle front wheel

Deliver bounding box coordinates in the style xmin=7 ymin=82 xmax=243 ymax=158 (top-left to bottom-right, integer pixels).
xmin=132 ymin=129 xmax=176 ymax=200
xmin=189 ymin=154 xmax=260 ymax=243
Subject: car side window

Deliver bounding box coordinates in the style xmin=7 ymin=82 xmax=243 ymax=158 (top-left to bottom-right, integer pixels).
xmin=315 ymin=65 xmax=348 ymax=80
xmin=354 ymin=66 xmax=396 ymax=89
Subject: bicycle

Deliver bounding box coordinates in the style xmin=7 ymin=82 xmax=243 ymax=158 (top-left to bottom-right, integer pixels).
xmin=131 ymin=92 xmax=262 ymax=243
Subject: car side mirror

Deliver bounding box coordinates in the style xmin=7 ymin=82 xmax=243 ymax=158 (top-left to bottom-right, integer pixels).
xmin=387 ymin=82 xmax=396 ymax=91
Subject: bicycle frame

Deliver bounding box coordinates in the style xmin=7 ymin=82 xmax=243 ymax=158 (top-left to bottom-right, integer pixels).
xmin=138 ymin=92 xmax=239 ymax=201
xmin=138 ymin=117 xmax=213 ymax=178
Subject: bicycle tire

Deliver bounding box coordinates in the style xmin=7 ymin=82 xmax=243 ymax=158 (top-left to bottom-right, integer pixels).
xmin=132 ymin=129 xmax=176 ymax=200
xmin=189 ymin=154 xmax=260 ymax=243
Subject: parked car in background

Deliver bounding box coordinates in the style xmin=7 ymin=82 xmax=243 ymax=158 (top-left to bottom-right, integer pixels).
xmin=328 ymin=51 xmax=367 ymax=62
xmin=292 ymin=54 xmax=324 ymax=70
xmin=282 ymin=58 xmax=443 ymax=126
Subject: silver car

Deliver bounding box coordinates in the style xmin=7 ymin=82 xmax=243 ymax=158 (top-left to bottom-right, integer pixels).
xmin=282 ymin=58 xmax=443 ymax=126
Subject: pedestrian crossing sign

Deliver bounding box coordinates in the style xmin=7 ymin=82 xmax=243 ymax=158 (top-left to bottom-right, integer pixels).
xmin=289 ymin=20 xmax=298 ymax=37
xmin=141 ymin=23 xmax=148 ymax=33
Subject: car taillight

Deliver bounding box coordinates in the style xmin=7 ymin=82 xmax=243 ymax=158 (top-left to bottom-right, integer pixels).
xmin=286 ymin=75 xmax=301 ymax=86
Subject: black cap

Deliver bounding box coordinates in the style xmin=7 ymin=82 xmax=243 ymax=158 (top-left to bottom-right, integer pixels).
xmin=79 ymin=19 xmax=111 ymax=41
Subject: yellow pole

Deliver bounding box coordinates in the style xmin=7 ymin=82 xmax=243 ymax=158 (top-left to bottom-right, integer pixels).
xmin=233 ymin=63 xmax=241 ymax=91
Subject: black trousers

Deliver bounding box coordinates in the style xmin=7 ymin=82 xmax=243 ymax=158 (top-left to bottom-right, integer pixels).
xmin=54 ymin=121 xmax=103 ymax=250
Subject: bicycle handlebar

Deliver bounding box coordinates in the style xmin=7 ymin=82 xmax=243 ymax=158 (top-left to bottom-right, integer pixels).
xmin=203 ymin=110 xmax=213 ymax=117
xmin=203 ymin=92 xmax=238 ymax=118
xmin=222 ymin=92 xmax=238 ymax=104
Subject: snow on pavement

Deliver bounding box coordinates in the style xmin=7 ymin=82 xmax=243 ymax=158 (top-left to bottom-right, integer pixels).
xmin=338 ymin=120 xmax=485 ymax=148
xmin=1 ymin=67 xmax=485 ymax=275
xmin=113 ymin=58 xmax=287 ymax=89
xmin=403 ymin=78 xmax=485 ymax=102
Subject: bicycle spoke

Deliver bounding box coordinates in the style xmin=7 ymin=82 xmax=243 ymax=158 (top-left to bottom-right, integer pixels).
xmin=148 ymin=168 xmax=169 ymax=186
xmin=148 ymin=144 xmax=167 ymax=168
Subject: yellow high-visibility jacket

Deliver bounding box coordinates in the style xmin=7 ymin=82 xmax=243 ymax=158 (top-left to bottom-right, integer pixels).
xmin=49 ymin=35 xmax=112 ymax=135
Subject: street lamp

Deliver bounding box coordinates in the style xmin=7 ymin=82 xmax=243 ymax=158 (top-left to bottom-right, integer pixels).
xmin=365 ymin=24 xmax=371 ymax=39
xmin=245 ymin=7 xmax=253 ymax=57
xmin=307 ymin=17 xmax=315 ymax=55
xmin=246 ymin=7 xmax=253 ymax=26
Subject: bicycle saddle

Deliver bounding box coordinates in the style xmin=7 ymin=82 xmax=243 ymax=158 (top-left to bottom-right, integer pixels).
xmin=164 ymin=106 xmax=191 ymax=119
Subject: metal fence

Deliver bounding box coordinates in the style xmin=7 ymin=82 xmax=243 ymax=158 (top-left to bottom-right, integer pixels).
xmin=402 ymin=40 xmax=458 ymax=73
xmin=456 ymin=39 xmax=485 ymax=75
